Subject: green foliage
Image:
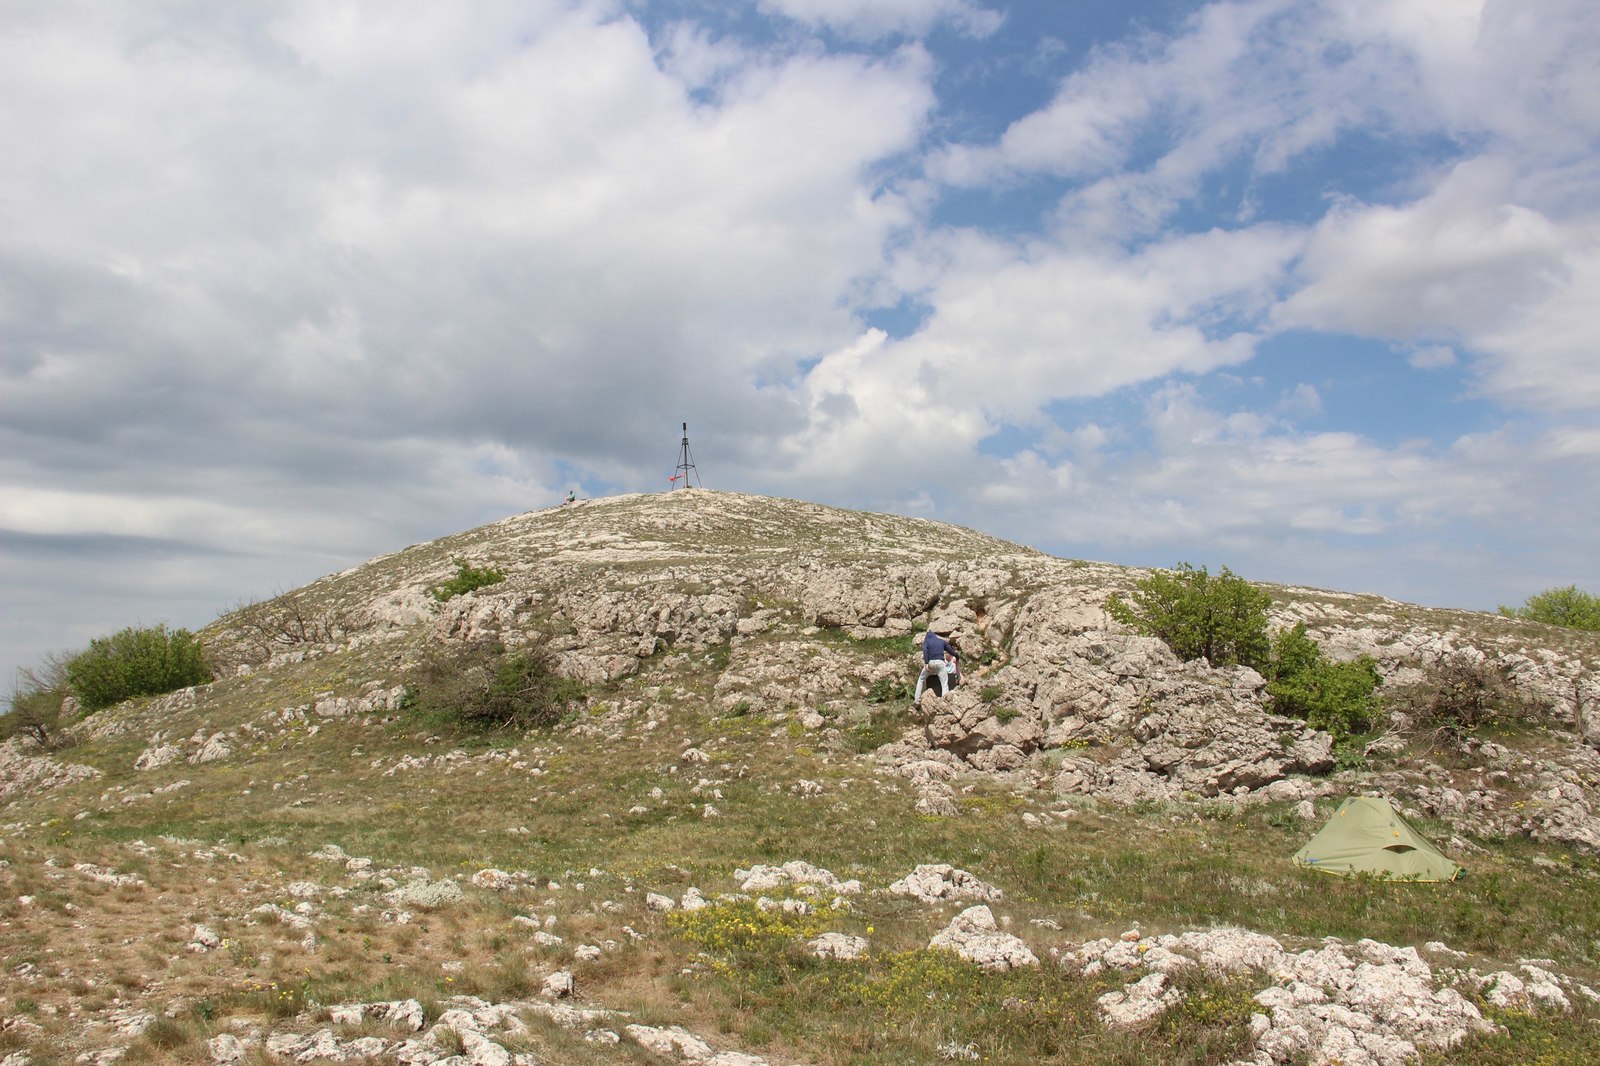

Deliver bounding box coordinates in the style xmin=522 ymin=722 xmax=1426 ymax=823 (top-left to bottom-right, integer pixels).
xmin=1332 ymin=736 xmax=1369 ymax=772
xmin=406 ymin=638 xmax=584 ymax=732
xmin=431 ymin=558 xmax=506 ymax=601
xmin=64 ymin=625 xmax=211 ymax=712
xmin=1 ymin=685 xmax=68 ymax=747
xmin=1266 ymin=623 xmax=1381 ymax=740
xmin=866 ymin=676 xmax=912 ymax=704
xmin=1498 ymin=585 xmax=1600 ymax=631
xmin=1106 ymin=562 xmax=1272 ymax=669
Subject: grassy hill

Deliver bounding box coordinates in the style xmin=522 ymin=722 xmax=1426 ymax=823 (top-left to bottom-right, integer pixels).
xmin=3 ymin=490 xmax=1598 ymax=1065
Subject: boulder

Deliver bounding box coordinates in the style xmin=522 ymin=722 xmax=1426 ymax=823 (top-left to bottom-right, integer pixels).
xmin=888 ymin=864 xmax=1003 ymax=904
xmin=928 ymin=906 xmax=1037 ymax=972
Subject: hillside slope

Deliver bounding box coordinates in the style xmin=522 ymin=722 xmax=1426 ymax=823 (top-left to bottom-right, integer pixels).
xmin=3 ymin=489 xmax=1599 ymax=1065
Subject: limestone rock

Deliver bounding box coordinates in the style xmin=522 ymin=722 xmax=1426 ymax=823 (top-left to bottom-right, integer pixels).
xmin=207 ymin=1033 xmax=247 ymax=1064
xmin=888 ymin=864 xmax=1003 ymax=904
xmin=735 ymin=861 xmax=862 ymax=895
xmin=390 ymin=877 xmax=465 ymax=909
xmin=806 ymin=932 xmax=869 ymax=960
xmin=928 ymin=905 xmax=1038 ymax=972
xmin=189 ymin=732 xmax=233 ymax=764
xmin=0 ymin=740 xmax=102 ymax=806
xmin=1098 ymin=971 xmax=1181 ymax=1028
xmin=134 ymin=744 xmax=183 ymax=771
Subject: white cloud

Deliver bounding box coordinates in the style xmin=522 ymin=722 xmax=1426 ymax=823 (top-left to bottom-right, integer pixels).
xmin=782 ymin=220 xmax=1304 ymax=489
xmin=0 ymin=1 xmax=939 ymax=468
xmin=1469 ymin=241 xmax=1600 ymax=411
xmin=1406 ymin=345 xmax=1457 ymax=369
xmin=1279 ymin=382 xmax=1322 ymax=414
xmin=930 ymin=0 xmax=1447 ymax=239
xmin=934 ymin=381 xmax=1535 ymax=582
xmin=1278 ymin=159 xmax=1566 ymax=337
xmin=1279 ymin=160 xmax=1600 ymax=411
xmin=758 ymin=0 xmax=1003 ymax=40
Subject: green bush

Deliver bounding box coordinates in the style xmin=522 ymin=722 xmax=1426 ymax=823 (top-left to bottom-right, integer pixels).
xmin=406 ymin=638 xmax=584 ymax=731
xmin=1106 ymin=563 xmax=1272 ymax=669
xmin=64 ymin=625 xmax=211 ymax=712
xmin=1110 ymin=572 xmax=1381 ymax=748
xmin=1266 ymin=624 xmax=1381 ymax=740
xmin=432 ymin=558 xmax=506 ymax=601
xmin=1498 ymin=585 xmax=1600 ymax=631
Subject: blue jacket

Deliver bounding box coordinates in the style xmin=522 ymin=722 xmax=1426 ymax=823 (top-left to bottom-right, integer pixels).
xmin=922 ymin=632 xmax=957 ymax=663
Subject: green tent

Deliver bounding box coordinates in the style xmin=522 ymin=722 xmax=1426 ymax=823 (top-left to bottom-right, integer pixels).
xmin=1292 ymin=796 xmax=1464 ymax=882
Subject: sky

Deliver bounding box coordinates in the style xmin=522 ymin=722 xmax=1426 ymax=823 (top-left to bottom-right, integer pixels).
xmin=4 ymin=0 xmax=1599 ymax=699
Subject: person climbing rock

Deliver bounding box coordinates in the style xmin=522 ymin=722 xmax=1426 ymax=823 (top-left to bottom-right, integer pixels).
xmin=913 ymin=628 xmax=960 ymax=708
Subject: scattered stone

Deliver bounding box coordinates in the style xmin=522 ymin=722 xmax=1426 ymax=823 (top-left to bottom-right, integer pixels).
xmin=471 ymin=868 xmax=520 ymax=891
xmin=1068 ymin=929 xmax=1496 ymax=1063
xmin=328 ymin=999 xmax=426 ymax=1031
xmin=623 ymin=1023 xmax=776 ymax=1065
xmin=190 ymin=732 xmax=232 ymax=764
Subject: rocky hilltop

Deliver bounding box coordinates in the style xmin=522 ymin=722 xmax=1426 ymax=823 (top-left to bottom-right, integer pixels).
xmin=3 ymin=489 xmax=1599 ymax=1066
xmin=216 ymin=488 xmax=1600 ymax=847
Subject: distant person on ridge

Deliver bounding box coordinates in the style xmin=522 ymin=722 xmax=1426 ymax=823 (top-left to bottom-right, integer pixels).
xmin=565 ymin=490 xmax=576 ymax=505
xmin=913 ymin=628 xmax=960 ymax=708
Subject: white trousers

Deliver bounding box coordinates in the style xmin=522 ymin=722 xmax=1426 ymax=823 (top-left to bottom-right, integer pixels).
xmin=914 ymin=659 xmax=952 ymax=702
